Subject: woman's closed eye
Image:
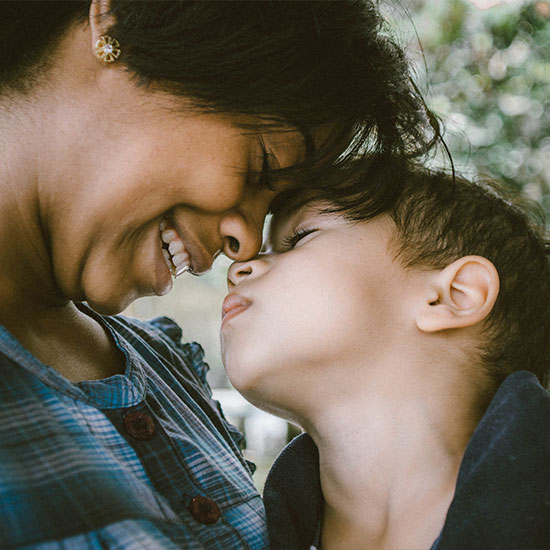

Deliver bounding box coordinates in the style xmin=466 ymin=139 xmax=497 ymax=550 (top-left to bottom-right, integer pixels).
xmin=257 ymin=146 xmax=278 ymax=191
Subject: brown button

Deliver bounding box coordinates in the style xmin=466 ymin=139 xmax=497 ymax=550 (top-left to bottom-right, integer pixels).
xmin=123 ymin=411 xmax=155 ymax=441
xmin=188 ymin=495 xmax=221 ymax=525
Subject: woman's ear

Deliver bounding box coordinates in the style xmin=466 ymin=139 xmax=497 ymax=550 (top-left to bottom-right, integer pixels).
xmin=89 ymin=0 xmax=114 ymax=47
xmin=416 ymin=256 xmax=499 ymax=333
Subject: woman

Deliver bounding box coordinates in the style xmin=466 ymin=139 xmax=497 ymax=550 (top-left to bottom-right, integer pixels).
xmin=0 ymin=1 xmax=433 ymax=548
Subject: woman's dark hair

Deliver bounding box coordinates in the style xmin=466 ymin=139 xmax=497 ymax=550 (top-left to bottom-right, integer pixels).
xmin=1 ymin=1 xmax=437 ymax=196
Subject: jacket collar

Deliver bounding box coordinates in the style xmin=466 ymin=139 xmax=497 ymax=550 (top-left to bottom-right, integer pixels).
xmin=264 ymin=371 xmax=550 ymax=549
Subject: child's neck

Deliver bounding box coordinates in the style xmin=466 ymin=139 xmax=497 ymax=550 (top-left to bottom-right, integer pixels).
xmin=303 ymin=368 xmax=485 ymax=550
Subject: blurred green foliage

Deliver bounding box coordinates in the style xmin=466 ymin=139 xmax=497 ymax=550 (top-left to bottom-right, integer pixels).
xmin=388 ymin=0 xmax=550 ymax=215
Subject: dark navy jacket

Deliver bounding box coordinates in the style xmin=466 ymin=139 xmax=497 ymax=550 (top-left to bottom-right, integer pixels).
xmin=264 ymin=371 xmax=550 ymax=549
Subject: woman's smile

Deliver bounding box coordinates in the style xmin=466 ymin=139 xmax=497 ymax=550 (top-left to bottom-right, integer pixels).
xmin=159 ymin=219 xmax=193 ymax=277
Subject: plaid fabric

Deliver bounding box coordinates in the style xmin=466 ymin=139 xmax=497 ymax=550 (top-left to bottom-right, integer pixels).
xmin=0 ymin=306 xmax=267 ymax=549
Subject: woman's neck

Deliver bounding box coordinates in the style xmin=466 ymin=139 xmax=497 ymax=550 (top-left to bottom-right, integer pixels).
xmin=303 ymin=369 xmax=483 ymax=550
xmin=0 ymin=128 xmax=57 ymax=316
xmin=0 ymin=67 xmax=73 ymax=317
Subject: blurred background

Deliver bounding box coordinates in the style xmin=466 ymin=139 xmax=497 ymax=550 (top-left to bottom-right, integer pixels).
xmin=387 ymin=0 xmax=550 ymax=203
xmin=125 ymin=0 xmax=550 ymax=491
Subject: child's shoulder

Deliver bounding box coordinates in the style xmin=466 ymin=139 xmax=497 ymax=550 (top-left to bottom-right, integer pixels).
xmin=437 ymin=370 xmax=550 ymax=547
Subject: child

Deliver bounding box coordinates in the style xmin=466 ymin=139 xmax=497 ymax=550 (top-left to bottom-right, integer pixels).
xmin=220 ymin=165 xmax=550 ymax=550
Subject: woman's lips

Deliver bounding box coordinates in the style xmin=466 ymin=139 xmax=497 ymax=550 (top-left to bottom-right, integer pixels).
xmin=222 ymin=293 xmax=251 ymax=325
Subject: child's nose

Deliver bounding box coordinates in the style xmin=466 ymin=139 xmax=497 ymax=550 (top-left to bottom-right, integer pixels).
xmin=227 ymin=254 xmax=271 ymax=290
xmin=227 ymin=261 xmax=253 ymax=290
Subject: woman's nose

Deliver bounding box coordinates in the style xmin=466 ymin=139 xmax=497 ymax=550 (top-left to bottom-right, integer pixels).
xmin=220 ymin=215 xmax=263 ymax=262
xmin=219 ymin=191 xmax=272 ymax=262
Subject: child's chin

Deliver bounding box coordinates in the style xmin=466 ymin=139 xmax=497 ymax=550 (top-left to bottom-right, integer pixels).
xmin=226 ymin=371 xmax=262 ymax=400
xmin=227 ymin=373 xmax=270 ymax=407
xmin=226 ymin=364 xmax=296 ymax=417
xmin=238 ymin=386 xmax=295 ymax=422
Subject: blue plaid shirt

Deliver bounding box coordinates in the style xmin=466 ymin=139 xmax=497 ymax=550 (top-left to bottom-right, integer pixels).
xmin=0 ymin=306 xmax=267 ymax=549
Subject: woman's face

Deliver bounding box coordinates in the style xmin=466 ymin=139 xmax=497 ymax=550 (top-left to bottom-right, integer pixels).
xmin=220 ymin=200 xmax=414 ymax=416
xmin=44 ymin=74 xmax=305 ymax=314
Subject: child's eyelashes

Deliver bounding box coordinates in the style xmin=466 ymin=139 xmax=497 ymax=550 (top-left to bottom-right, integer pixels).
xmin=280 ymin=227 xmax=318 ymax=250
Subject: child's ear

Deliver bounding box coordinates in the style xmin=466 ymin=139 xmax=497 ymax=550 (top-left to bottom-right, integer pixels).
xmin=416 ymin=256 xmax=499 ymax=333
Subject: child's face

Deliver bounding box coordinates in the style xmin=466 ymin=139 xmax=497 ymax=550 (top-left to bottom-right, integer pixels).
xmin=221 ymin=199 xmax=414 ymax=414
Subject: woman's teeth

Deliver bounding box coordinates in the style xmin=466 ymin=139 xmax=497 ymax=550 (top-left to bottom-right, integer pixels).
xmin=160 ymin=222 xmax=191 ymax=278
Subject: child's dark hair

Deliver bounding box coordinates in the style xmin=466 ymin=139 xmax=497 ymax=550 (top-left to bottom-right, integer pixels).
xmin=342 ymin=166 xmax=550 ymax=388
xmin=0 ymin=1 xmax=436 ymax=191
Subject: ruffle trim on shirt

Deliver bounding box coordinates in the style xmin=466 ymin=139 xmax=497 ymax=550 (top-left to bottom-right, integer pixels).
xmin=148 ymin=317 xmax=211 ymax=390
xmin=124 ymin=315 xmax=254 ymax=475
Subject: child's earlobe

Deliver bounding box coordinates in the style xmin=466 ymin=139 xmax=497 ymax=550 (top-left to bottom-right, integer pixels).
xmin=416 ymin=256 xmax=499 ymax=333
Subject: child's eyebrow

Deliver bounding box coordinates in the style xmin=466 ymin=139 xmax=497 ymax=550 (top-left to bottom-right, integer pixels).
xmin=268 ymin=205 xmax=301 ymax=244
xmin=271 ymin=192 xmax=317 ymax=227
xmin=267 ymin=201 xmax=318 ymax=253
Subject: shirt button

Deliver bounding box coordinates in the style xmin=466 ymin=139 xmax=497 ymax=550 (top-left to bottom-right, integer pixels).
xmin=188 ymin=495 xmax=221 ymax=525
xmin=123 ymin=410 xmax=156 ymax=441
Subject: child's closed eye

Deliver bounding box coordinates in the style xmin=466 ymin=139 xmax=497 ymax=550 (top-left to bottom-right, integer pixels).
xmin=280 ymin=227 xmax=318 ymax=251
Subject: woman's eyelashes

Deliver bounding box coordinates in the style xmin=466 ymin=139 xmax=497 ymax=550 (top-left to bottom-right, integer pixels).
xmin=280 ymin=227 xmax=318 ymax=251
xmin=258 ymin=147 xmax=278 ymax=191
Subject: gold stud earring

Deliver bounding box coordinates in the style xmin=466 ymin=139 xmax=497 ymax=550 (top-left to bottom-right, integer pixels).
xmin=95 ymin=35 xmax=121 ymax=63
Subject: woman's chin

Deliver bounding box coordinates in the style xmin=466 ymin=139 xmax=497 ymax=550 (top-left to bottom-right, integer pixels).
xmin=82 ymin=288 xmax=139 ymax=316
